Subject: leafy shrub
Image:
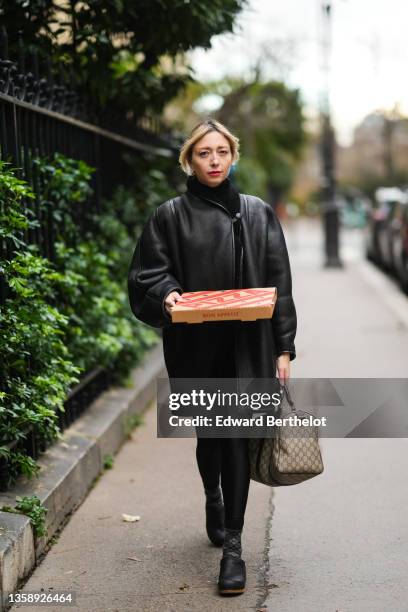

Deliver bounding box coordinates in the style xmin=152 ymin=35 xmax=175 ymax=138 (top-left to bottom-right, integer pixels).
xmin=0 ymin=155 xmax=169 ymax=487
xmin=0 ymin=161 xmax=80 ymax=486
xmin=1 ymin=494 xmax=48 ymax=538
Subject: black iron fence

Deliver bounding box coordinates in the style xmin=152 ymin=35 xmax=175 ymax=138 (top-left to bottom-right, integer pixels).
xmin=0 ymin=26 xmax=177 ymax=487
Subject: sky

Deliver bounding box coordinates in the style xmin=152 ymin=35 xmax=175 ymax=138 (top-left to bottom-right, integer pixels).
xmin=188 ymin=0 xmax=408 ymax=146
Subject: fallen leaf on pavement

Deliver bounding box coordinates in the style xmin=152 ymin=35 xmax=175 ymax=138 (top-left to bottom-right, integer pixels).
xmin=121 ymin=513 xmax=141 ymax=522
xmin=127 ymin=557 xmax=142 ymax=562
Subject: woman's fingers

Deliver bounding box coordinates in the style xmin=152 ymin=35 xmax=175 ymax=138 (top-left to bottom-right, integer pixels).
xmin=165 ymin=291 xmax=183 ymax=314
xmin=276 ymin=353 xmax=290 ymax=385
xmin=278 ymin=366 xmax=288 ymax=386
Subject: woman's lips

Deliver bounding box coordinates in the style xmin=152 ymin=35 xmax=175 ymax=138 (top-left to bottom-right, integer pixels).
xmin=208 ymin=171 xmax=221 ymax=175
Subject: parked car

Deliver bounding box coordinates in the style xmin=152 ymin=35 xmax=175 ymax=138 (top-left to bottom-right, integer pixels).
xmin=365 ymin=187 xmax=405 ymax=266
xmin=391 ymin=194 xmax=408 ymax=293
xmin=378 ymin=189 xmax=408 ymax=271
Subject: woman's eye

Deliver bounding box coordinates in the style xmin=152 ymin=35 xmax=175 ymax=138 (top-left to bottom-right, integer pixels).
xmin=198 ymin=150 xmax=228 ymax=157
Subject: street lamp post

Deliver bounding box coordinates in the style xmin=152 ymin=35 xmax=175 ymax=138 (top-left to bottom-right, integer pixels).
xmin=319 ymin=2 xmax=343 ymax=268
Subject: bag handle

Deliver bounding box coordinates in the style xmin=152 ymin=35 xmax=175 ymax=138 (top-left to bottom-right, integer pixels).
xmin=279 ymin=383 xmax=317 ymax=420
xmin=280 ymin=383 xmax=295 ymax=411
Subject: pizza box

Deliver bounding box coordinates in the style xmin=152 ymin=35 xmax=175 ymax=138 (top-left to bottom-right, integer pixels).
xmin=170 ymin=287 xmax=277 ymax=324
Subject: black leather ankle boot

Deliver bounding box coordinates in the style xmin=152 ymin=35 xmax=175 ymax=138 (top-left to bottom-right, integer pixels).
xmin=218 ymin=528 xmax=246 ymax=595
xmin=205 ymin=486 xmax=225 ymax=547
xmin=218 ymin=556 xmax=246 ymax=595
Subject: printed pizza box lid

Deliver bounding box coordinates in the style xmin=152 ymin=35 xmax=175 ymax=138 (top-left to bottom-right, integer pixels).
xmin=170 ymin=287 xmax=277 ymax=324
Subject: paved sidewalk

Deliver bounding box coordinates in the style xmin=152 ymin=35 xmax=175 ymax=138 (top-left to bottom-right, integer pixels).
xmin=10 ymin=217 xmax=408 ymax=611
xmin=11 ymin=400 xmax=271 ymax=611
xmin=286 ymin=217 xmax=408 ymax=378
xmin=266 ymin=218 xmax=408 ymax=612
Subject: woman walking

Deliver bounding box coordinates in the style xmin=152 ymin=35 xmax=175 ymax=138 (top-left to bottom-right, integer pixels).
xmin=128 ymin=119 xmax=297 ymax=596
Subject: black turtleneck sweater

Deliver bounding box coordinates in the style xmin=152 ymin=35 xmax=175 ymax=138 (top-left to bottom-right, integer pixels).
xmin=185 ymin=175 xmax=241 ymax=375
xmin=186 ymin=175 xmax=242 ymax=289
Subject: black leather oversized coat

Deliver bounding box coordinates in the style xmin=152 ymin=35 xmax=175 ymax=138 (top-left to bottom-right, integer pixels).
xmin=127 ymin=191 xmax=297 ymax=381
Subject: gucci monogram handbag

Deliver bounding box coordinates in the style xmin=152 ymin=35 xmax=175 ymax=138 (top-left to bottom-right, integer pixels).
xmin=248 ymin=383 xmax=324 ymax=487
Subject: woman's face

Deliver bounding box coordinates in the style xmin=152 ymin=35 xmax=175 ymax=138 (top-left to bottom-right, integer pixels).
xmin=190 ymin=131 xmax=233 ymax=187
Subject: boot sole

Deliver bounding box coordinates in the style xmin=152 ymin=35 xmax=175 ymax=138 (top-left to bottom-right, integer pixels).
xmin=218 ymin=587 xmax=245 ymax=595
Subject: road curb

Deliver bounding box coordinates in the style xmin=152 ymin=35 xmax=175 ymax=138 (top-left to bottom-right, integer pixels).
xmin=0 ymin=342 xmax=165 ymax=611
xmin=354 ymin=258 xmax=408 ymax=329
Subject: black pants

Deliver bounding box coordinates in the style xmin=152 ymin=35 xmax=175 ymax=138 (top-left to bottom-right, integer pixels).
xmin=196 ymin=436 xmax=250 ymax=530
xmin=195 ymin=322 xmax=250 ymax=531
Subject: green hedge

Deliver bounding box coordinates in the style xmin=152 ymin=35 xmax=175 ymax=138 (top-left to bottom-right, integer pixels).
xmin=0 ymin=155 xmax=169 ymax=488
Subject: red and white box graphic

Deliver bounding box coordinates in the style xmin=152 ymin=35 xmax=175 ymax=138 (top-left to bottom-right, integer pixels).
xmin=170 ymin=287 xmax=277 ymax=324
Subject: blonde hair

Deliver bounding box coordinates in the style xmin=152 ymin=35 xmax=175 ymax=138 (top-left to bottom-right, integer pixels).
xmin=179 ymin=118 xmax=240 ymax=175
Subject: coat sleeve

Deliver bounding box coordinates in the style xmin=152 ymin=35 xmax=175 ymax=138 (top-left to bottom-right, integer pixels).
xmin=127 ymin=207 xmax=183 ymax=328
xmin=265 ymin=205 xmax=297 ymax=361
